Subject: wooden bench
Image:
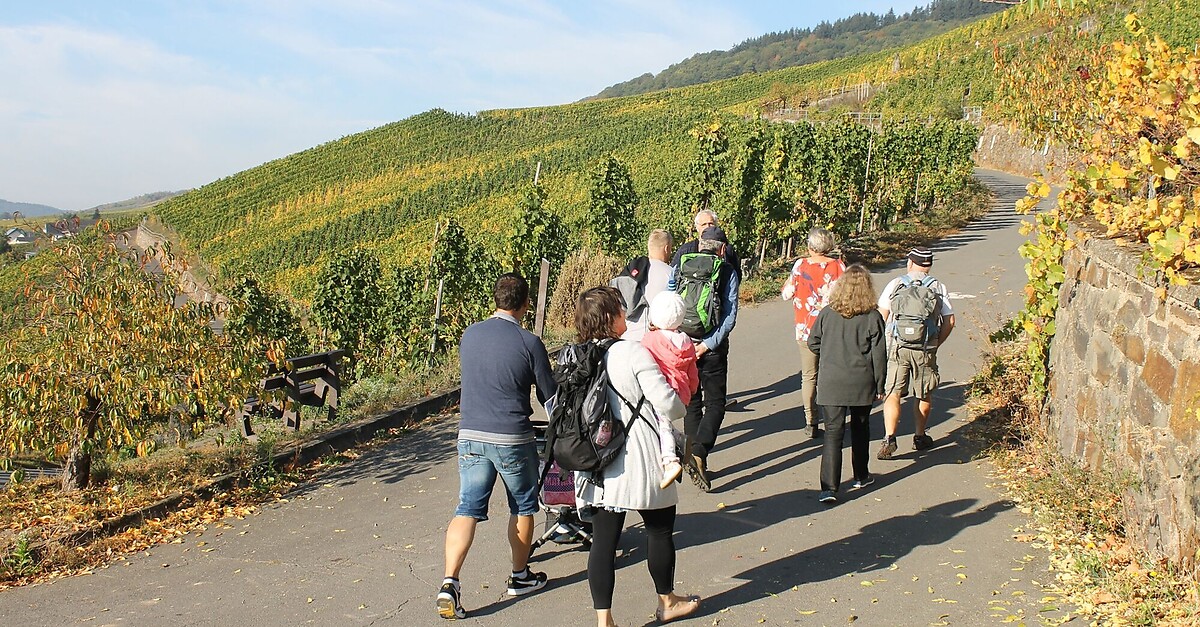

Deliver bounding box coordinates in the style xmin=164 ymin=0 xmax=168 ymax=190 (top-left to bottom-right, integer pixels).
xmin=238 ymin=349 xmax=347 ymax=437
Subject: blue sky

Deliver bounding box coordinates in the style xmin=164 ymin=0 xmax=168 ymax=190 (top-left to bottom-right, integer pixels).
xmin=1 ymin=1 xmax=908 ymax=211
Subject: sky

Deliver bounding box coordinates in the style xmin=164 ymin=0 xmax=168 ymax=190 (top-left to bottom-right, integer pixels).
xmin=0 ymin=1 xmax=909 ymax=211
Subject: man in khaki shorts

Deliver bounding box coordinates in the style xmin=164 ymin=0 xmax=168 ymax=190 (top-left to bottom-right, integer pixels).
xmin=876 ymin=248 xmax=954 ymax=459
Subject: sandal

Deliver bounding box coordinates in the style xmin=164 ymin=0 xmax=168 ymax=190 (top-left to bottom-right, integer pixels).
xmin=655 ymin=595 xmax=700 ymax=624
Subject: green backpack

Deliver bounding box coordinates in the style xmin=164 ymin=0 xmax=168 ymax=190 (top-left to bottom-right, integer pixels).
xmin=675 ymin=252 xmax=724 ymax=339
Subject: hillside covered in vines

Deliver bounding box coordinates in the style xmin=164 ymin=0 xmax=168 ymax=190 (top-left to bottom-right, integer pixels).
xmin=152 ymin=0 xmax=1200 ymax=306
xmin=154 ymin=49 xmax=889 ymax=299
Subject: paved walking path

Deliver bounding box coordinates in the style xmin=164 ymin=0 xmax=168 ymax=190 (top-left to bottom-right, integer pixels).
xmin=0 ymin=169 xmax=1070 ymax=626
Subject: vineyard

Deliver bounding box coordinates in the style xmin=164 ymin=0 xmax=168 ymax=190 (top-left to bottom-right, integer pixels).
xmin=144 ymin=39 xmax=985 ymax=377
xmin=3 ymin=0 xmax=1198 ymax=496
xmin=186 ymin=116 xmax=978 ymax=370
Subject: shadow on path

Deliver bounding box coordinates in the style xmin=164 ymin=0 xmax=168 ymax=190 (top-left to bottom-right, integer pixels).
xmin=675 ymin=423 xmax=976 ymax=553
xmin=727 ymin=373 xmax=802 ymax=411
xmin=283 ymin=419 xmax=458 ymax=500
xmin=467 ymin=568 xmax=592 ymax=619
xmin=688 ymin=498 xmax=1011 ymax=619
xmin=710 ymin=382 xmax=970 ymax=495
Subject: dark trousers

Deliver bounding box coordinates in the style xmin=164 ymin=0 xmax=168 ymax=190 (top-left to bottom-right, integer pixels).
xmin=819 ymin=405 xmax=872 ymax=492
xmin=587 ymin=506 xmax=677 ymax=610
xmin=684 ymin=340 xmax=729 ymax=460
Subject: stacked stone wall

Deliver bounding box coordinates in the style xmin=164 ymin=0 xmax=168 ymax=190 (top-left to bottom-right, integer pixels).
xmin=1047 ymin=231 xmax=1200 ymax=571
xmin=973 ymin=123 xmax=1079 ymax=184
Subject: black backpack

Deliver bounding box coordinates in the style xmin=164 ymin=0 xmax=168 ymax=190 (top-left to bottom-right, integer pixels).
xmin=608 ymin=256 xmax=652 ymax=321
xmin=543 ymin=339 xmax=649 ymax=477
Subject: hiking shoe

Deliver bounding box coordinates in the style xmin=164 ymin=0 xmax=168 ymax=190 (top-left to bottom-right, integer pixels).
xmin=913 ymin=434 xmax=934 ymax=451
xmin=436 ymin=581 xmax=466 ymax=619
xmin=877 ymin=438 xmax=898 ymax=460
xmin=852 ymin=476 xmax=875 ymax=490
xmin=692 ymin=456 xmax=712 ymax=492
xmin=506 ymin=569 xmax=547 ymax=596
xmin=818 ymin=490 xmax=838 ymax=504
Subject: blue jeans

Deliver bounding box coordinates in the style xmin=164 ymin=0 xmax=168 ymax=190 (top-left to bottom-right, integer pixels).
xmin=454 ymin=439 xmax=540 ymax=521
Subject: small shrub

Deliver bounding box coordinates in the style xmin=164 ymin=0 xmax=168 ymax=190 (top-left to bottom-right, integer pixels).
xmin=546 ymin=248 xmax=623 ymax=332
xmin=2 ymin=533 xmax=37 ymax=578
xmin=737 ymin=259 xmax=790 ymax=305
xmin=247 ymin=433 xmax=281 ymax=494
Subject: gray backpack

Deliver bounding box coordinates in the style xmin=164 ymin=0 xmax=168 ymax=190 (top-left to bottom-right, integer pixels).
xmin=888 ymin=275 xmax=942 ymax=350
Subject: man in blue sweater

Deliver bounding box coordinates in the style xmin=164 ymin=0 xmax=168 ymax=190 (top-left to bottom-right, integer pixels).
xmin=671 ymin=226 xmax=740 ymax=492
xmin=436 ymin=273 xmax=557 ymax=620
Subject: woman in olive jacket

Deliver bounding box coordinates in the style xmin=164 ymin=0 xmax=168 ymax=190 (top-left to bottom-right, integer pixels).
xmin=807 ymin=264 xmax=887 ymax=504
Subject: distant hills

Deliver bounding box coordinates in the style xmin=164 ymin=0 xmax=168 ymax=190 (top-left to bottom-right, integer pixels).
xmin=0 ymin=199 xmax=65 ymax=219
xmin=0 ymin=191 xmax=188 ymax=221
xmin=590 ymin=0 xmax=1006 ymax=100
xmin=87 ymin=191 xmax=188 ymax=214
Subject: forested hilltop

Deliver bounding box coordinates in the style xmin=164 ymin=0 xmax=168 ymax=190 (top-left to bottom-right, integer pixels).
xmin=590 ymin=0 xmax=1006 ymax=100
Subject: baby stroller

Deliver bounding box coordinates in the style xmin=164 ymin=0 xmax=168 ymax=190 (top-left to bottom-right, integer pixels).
xmin=530 ymin=425 xmax=592 ymax=556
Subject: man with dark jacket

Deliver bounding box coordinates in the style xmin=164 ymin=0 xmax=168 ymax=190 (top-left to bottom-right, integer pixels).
xmin=671 ymin=210 xmax=742 ymax=279
xmin=436 ymin=273 xmax=557 ymax=620
xmin=672 ymin=225 xmax=739 ymax=491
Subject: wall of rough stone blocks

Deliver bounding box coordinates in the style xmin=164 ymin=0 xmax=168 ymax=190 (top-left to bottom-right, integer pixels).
xmin=973 ymin=123 xmax=1079 ymax=184
xmin=1047 ymin=231 xmax=1200 ymax=571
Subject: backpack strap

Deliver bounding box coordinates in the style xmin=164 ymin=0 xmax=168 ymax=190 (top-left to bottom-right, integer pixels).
xmin=598 ymin=338 xmax=657 ymax=435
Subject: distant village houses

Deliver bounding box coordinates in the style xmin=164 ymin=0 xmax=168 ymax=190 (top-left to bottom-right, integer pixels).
xmin=5 ymin=227 xmax=36 ymax=245
xmin=43 ymin=222 xmax=69 ymax=241
xmin=42 ymin=217 xmax=83 ymax=241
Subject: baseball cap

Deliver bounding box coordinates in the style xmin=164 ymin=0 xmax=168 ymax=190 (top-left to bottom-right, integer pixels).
xmin=701 ymin=226 xmax=728 ymax=243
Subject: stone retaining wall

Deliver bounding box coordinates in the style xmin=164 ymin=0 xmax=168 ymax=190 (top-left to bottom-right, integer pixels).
xmin=973 ymin=123 xmax=1079 ymax=184
xmin=1047 ymin=231 xmax=1200 ymax=570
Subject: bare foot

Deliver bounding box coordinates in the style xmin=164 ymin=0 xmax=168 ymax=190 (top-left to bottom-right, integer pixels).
xmin=656 ymin=592 xmax=700 ymax=623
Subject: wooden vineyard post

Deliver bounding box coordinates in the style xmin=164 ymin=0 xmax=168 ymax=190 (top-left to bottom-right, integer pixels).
xmin=424 ymin=221 xmax=441 ymax=292
xmin=534 ymin=258 xmax=549 ymax=337
xmin=428 ymin=277 xmax=445 ymax=364
xmin=859 ymin=136 xmax=874 ymax=232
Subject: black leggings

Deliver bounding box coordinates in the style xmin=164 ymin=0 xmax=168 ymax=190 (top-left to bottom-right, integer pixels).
xmin=587 ymin=505 xmax=677 ymax=610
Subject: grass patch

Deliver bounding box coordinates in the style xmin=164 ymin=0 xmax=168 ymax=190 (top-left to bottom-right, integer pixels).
xmin=340 ymin=350 xmax=460 ymax=419
xmin=841 ymin=176 xmax=994 ymax=268
xmin=968 ymin=335 xmax=1200 ymax=625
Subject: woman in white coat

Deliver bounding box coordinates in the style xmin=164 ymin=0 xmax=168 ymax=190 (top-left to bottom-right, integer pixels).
xmin=574 ymin=286 xmax=701 ymax=627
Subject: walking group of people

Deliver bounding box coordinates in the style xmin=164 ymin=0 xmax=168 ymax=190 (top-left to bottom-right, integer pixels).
xmin=435 ymin=210 xmax=954 ymax=625
xmin=785 ymin=237 xmax=954 ymax=502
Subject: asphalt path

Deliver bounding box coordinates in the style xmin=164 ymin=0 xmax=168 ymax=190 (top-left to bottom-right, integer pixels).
xmin=0 ymin=169 xmax=1070 ymax=626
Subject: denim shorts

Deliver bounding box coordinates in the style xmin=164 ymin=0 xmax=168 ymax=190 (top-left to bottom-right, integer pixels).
xmin=454 ymin=439 xmax=540 ymax=521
